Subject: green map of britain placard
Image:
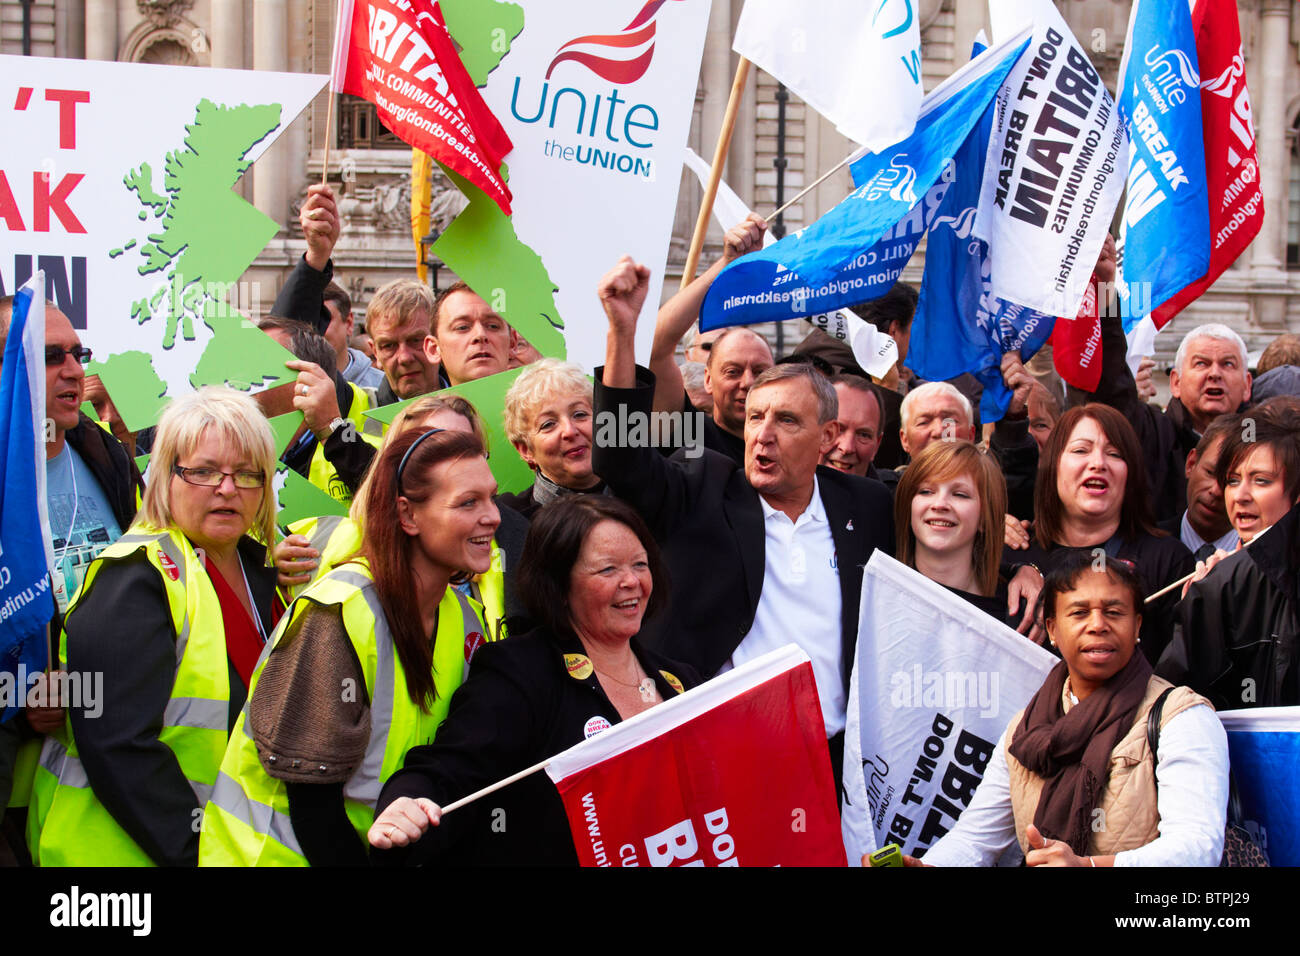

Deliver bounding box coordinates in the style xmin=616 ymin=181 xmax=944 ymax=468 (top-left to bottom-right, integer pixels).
xmin=363 ymin=366 xmax=535 ymax=495
xmin=0 ymin=55 xmax=326 ymax=433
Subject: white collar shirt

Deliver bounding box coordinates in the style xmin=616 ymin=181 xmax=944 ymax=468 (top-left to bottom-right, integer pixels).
xmin=719 ymin=477 xmax=845 ymax=737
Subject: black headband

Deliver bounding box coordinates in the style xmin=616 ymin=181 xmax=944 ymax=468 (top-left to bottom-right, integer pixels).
xmin=396 ymin=428 xmax=445 ymax=495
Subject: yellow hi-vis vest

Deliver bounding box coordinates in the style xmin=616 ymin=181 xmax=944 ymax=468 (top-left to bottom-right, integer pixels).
xmin=307 ymin=383 xmax=382 ymax=506
xmin=198 ymin=563 xmax=484 ymax=866
xmin=285 ymin=515 xmax=509 ymax=642
xmin=27 ymin=527 xmax=232 ymax=866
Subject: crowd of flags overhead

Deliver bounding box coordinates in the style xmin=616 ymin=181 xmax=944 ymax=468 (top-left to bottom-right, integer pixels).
xmin=699 ymin=0 xmax=1261 ymax=420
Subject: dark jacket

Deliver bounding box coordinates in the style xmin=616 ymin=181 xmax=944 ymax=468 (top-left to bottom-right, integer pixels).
xmin=65 ymin=535 xmax=277 ymax=866
xmin=1157 ymin=501 xmax=1300 ymax=709
xmin=271 ymin=254 xmax=334 ymax=335
xmin=592 ymin=366 xmax=895 ymax=690
xmin=371 ymin=627 xmax=700 ymax=866
xmin=64 ymin=414 xmax=140 ymax=531
xmin=989 ymin=411 xmax=1038 ymax=521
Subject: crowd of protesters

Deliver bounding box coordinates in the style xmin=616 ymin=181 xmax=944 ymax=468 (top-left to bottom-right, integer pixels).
xmin=0 ymin=190 xmax=1295 ymax=868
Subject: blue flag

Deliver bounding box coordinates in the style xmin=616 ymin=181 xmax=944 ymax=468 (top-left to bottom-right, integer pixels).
xmin=1219 ymin=708 xmax=1300 ymax=867
xmin=0 ymin=274 xmax=54 ymax=722
xmin=1116 ymin=0 xmax=1210 ymax=331
xmin=911 ymin=98 xmax=1056 ymax=423
xmin=700 ymin=32 xmax=1031 ymax=332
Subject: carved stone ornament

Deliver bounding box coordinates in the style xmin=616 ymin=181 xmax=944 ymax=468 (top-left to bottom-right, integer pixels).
xmin=136 ymin=0 xmax=196 ymax=29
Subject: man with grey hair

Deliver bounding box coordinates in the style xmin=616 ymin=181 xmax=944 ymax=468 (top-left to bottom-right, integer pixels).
xmin=595 ymin=256 xmax=894 ymax=787
xmin=898 ymin=381 xmax=977 ymax=459
xmin=1169 ymin=323 xmax=1252 ymax=434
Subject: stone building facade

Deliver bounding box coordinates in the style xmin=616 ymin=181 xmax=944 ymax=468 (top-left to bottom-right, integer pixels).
xmin=4 ymin=0 xmax=1298 ymax=372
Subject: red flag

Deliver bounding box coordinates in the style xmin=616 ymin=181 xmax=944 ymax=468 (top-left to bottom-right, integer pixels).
xmin=1151 ymin=0 xmax=1262 ymax=328
xmin=330 ymin=0 xmax=513 ymax=214
xmin=1051 ymin=272 xmax=1102 ymax=391
xmin=545 ymin=646 xmax=847 ymax=867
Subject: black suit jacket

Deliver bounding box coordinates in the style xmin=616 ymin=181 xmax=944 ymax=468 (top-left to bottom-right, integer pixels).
xmin=592 ymin=367 xmax=894 ymax=693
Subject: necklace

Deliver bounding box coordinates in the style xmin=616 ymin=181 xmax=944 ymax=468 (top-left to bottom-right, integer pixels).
xmin=595 ymin=665 xmax=657 ymax=702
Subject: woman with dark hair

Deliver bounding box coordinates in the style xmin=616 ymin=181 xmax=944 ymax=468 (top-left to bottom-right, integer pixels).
xmin=1159 ymin=397 xmax=1300 ymax=708
xmin=906 ymin=553 xmax=1227 ymax=867
xmin=199 ymin=427 xmax=497 ymax=866
xmin=895 ymin=440 xmax=1024 ymax=626
xmin=1015 ymin=403 xmax=1194 ymax=662
xmin=367 ymin=496 xmax=700 ymax=865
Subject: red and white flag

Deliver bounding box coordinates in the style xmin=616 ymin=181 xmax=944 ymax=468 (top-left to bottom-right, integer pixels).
xmin=329 ymin=0 xmax=514 ymax=213
xmin=1150 ymin=0 xmax=1262 ymax=328
xmin=1051 ymin=272 xmax=1102 ymax=392
xmin=545 ymin=645 xmax=847 ymax=867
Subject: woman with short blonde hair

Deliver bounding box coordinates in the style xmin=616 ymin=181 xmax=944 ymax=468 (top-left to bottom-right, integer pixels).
xmin=31 ymin=386 xmax=283 ymax=866
xmin=499 ymin=357 xmax=604 ymax=518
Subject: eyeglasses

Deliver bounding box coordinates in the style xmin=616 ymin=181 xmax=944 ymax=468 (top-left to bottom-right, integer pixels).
xmin=172 ymin=464 xmax=266 ymax=489
xmin=45 ymin=345 xmax=93 ymax=367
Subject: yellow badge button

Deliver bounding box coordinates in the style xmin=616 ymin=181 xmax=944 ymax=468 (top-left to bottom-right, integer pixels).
xmin=564 ymin=653 xmax=594 ymax=680
xmin=660 ymin=670 xmax=684 ymax=695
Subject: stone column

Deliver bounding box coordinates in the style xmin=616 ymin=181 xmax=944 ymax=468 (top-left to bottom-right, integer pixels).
xmin=253 ymin=0 xmax=289 ymax=229
xmin=1249 ymin=0 xmax=1290 ymax=328
xmin=1251 ymin=0 xmax=1289 ymax=272
xmin=210 ymin=0 xmax=245 ymax=69
xmin=84 ymin=0 xmax=116 ymax=60
xmin=951 ymin=0 xmax=988 ymax=66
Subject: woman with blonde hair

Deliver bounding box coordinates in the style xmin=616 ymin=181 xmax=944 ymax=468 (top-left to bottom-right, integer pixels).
xmin=499 ymin=357 xmax=605 ymax=518
xmin=895 ymin=440 xmax=1020 ymax=625
xmin=29 ymin=386 xmax=282 ymax=866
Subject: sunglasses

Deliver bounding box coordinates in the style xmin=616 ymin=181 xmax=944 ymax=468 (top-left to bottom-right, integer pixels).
xmin=45 ymin=345 xmax=93 ymax=367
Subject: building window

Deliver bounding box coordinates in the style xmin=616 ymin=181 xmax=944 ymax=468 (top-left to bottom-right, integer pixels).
xmin=336 ymin=94 xmax=406 ymax=150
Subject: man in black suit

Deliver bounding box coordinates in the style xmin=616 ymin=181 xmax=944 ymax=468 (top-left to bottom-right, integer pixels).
xmin=594 ymin=257 xmax=894 ymax=783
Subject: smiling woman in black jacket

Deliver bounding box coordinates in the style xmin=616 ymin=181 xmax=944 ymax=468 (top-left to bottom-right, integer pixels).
xmin=368 ymin=496 xmax=699 ymax=865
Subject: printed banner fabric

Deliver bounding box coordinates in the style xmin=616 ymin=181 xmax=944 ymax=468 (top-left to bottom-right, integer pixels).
xmin=331 ymin=0 xmax=514 ymax=213
xmin=911 ymin=88 xmax=1056 ymax=423
xmin=842 ymin=553 xmax=1056 ymax=863
xmin=546 ymin=645 xmax=846 ymax=867
xmin=1115 ymin=0 xmax=1209 ymax=330
xmin=1050 ymin=273 xmax=1102 ymax=391
xmin=1149 ymin=0 xmax=1263 ymax=328
xmin=981 ymin=0 xmax=1128 ymax=318
xmin=733 ymin=0 xmax=922 ymax=152
xmin=699 ymin=31 xmax=1030 ymax=333
xmin=0 ymin=274 xmax=54 ymax=720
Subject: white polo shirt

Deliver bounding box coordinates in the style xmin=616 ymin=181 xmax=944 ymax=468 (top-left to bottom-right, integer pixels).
xmin=719 ymin=477 xmax=846 ymax=737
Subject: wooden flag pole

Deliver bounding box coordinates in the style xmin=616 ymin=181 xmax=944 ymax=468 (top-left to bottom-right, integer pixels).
xmin=680 ymin=57 xmax=751 ymax=290
xmin=1145 ymin=539 xmax=1253 ymax=604
xmin=439 ymin=757 xmax=553 ymax=814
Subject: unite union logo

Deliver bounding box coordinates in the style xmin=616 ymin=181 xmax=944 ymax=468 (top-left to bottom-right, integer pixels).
xmin=545 ymin=0 xmax=685 ymax=84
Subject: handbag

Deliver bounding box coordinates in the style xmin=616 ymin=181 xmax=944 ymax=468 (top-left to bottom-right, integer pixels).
xmin=1147 ymin=687 xmax=1268 ymax=867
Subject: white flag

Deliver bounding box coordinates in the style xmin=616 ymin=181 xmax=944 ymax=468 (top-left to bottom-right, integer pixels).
xmin=682 ymin=147 xmax=898 ymax=379
xmin=733 ymin=0 xmax=922 ymax=152
xmin=842 ymin=553 xmax=1056 ymax=865
xmin=974 ymin=0 xmax=1128 ymax=317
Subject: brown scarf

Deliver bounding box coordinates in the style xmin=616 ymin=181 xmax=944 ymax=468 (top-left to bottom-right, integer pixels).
xmin=1007 ymin=650 xmax=1151 ymax=856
